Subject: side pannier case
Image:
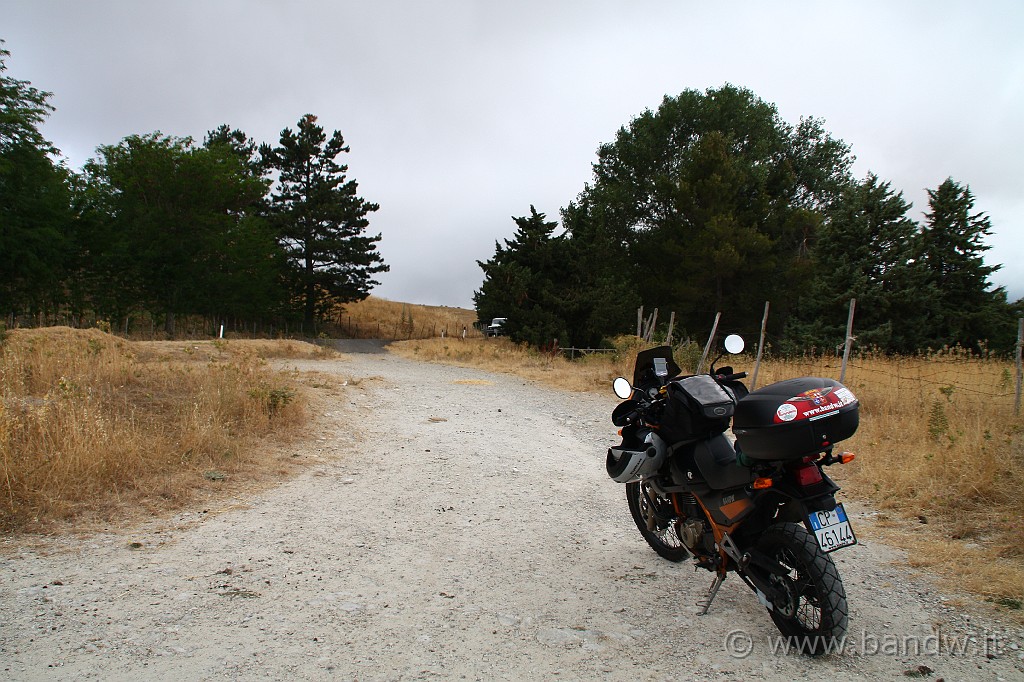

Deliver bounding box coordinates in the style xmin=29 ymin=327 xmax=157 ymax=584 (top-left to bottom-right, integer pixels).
xmin=732 ymin=377 xmax=858 ymax=461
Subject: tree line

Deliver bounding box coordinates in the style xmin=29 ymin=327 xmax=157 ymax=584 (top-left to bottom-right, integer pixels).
xmin=475 ymin=85 xmax=1019 ymax=355
xmin=0 ymin=43 xmax=386 ymax=335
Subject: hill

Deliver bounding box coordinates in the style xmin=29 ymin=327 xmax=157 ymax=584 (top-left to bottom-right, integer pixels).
xmin=334 ymin=296 xmax=482 ymax=339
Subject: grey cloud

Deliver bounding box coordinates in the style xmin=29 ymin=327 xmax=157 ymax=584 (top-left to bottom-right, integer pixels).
xmin=3 ymin=0 xmax=1022 ymax=307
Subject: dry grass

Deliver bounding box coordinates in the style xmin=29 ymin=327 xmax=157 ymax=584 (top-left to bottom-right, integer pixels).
xmin=133 ymin=337 xmax=339 ymax=363
xmin=833 ymin=352 xmax=1022 ymax=608
xmin=388 ymin=335 xmax=648 ymax=392
xmin=4 ymin=316 xmax=1020 ymax=612
xmin=0 ymin=328 xmax=324 ymax=532
xmin=334 ymin=296 xmax=482 ymax=340
xmin=390 ymin=336 xmax=1024 ymax=612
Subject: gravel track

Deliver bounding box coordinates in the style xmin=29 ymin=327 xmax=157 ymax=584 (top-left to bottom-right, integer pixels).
xmin=2 ymin=351 xmax=1023 ymax=680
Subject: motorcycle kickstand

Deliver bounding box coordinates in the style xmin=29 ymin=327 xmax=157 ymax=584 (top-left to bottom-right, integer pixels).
xmin=696 ymin=573 xmax=725 ymax=615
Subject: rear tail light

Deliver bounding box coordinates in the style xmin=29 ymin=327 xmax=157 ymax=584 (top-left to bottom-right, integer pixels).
xmin=790 ymin=462 xmax=823 ymax=487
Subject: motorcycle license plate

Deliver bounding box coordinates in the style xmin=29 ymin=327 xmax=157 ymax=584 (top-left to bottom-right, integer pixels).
xmin=807 ymin=504 xmax=857 ymax=552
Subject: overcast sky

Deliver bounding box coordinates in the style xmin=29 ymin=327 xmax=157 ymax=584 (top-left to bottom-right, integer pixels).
xmin=4 ymin=1 xmax=1023 ymax=310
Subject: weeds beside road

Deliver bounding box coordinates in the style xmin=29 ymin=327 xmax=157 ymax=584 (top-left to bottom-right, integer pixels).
xmin=0 ymin=329 xmax=324 ymax=532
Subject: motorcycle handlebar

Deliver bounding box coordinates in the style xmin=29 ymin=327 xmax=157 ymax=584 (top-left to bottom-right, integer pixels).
xmin=618 ymin=371 xmax=747 ymax=426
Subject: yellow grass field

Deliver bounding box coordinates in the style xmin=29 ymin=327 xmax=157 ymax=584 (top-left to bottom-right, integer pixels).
xmin=334 ymin=296 xmax=483 ymax=340
xmin=0 ymin=328 xmax=330 ymax=531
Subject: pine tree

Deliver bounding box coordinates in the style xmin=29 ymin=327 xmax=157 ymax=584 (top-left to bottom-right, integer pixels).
xmin=917 ymin=178 xmax=1011 ymax=350
xmin=474 ymin=207 xmax=568 ymax=347
xmin=0 ymin=41 xmax=70 ymax=321
xmin=558 ymin=198 xmax=640 ymax=347
xmin=266 ymin=114 xmax=387 ymax=331
xmin=787 ymin=173 xmax=932 ymax=353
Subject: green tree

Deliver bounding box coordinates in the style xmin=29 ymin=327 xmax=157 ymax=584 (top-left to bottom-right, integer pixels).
xmin=81 ymin=132 xmax=279 ymax=333
xmin=474 ymin=207 xmax=569 ymax=347
xmin=266 ymin=114 xmax=387 ymax=331
xmin=202 ymin=126 xmax=288 ymax=324
xmin=787 ymin=173 xmax=933 ymax=353
xmin=66 ymin=164 xmax=142 ymax=326
xmin=205 ymin=124 xmax=267 ymax=176
xmin=574 ymin=84 xmax=855 ymax=338
xmin=0 ymin=41 xmax=70 ymax=321
xmin=557 ymin=198 xmax=640 ymax=347
xmin=917 ymin=178 xmax=1012 ymax=350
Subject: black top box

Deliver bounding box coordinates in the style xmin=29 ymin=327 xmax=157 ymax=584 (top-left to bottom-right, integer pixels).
xmin=732 ymin=377 xmax=859 ymax=461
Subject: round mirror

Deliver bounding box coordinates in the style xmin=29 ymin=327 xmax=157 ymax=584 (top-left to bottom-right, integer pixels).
xmin=612 ymin=377 xmax=633 ymax=399
xmin=724 ymin=334 xmax=745 ymax=354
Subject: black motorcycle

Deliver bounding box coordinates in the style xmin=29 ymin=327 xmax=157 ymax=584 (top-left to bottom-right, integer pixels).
xmin=606 ymin=335 xmax=859 ymax=655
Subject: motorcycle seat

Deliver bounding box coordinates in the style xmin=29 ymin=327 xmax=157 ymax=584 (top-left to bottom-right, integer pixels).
xmin=693 ymin=436 xmax=755 ymax=490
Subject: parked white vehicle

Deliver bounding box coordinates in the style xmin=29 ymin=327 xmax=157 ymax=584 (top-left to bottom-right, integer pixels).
xmin=485 ymin=318 xmax=507 ymax=337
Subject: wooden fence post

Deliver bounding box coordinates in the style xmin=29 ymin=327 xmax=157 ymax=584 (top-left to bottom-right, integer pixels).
xmin=642 ymin=311 xmax=655 ymax=341
xmin=1016 ymin=318 xmax=1023 ymax=416
xmin=637 ymin=306 xmax=643 ymax=337
xmin=751 ymin=301 xmax=770 ymax=390
xmin=840 ymin=298 xmax=856 ymax=383
xmin=666 ymin=312 xmax=676 ymax=346
xmin=647 ymin=308 xmax=659 ymax=342
xmin=697 ymin=312 xmax=722 ymax=373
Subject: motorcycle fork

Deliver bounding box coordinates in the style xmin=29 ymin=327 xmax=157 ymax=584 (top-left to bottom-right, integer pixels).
xmin=641 ymin=485 xmax=672 ymax=532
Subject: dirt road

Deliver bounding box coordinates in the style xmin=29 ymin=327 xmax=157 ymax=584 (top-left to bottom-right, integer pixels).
xmin=2 ymin=351 xmax=1022 ymax=680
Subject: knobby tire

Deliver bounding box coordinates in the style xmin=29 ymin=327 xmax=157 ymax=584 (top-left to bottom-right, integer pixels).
xmin=755 ymin=522 xmax=849 ymax=656
xmin=625 ymin=480 xmax=689 ymax=562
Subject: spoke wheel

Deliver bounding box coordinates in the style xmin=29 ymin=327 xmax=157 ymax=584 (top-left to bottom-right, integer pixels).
xmin=756 ymin=522 xmax=848 ymax=656
xmin=625 ymin=480 xmax=688 ymax=562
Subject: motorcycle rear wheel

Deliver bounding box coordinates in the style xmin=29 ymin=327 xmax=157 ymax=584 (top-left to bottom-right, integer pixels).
xmin=755 ymin=522 xmax=848 ymax=656
xmin=625 ymin=480 xmax=688 ymax=562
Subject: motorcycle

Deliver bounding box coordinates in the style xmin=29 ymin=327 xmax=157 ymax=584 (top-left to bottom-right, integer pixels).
xmin=606 ymin=335 xmax=859 ymax=655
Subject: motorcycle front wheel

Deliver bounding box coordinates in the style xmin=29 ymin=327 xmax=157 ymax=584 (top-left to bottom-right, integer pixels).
xmin=755 ymin=522 xmax=848 ymax=656
xmin=625 ymin=480 xmax=688 ymax=562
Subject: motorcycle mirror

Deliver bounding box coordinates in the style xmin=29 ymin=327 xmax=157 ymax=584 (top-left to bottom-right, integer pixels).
xmin=724 ymin=334 xmax=745 ymax=354
xmin=612 ymin=377 xmax=633 ymax=399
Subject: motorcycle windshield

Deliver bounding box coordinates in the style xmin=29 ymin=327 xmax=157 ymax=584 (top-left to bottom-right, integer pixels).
xmin=632 ymin=346 xmax=681 ymax=387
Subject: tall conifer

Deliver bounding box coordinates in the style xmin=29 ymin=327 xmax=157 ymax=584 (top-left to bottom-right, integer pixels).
xmin=266 ymin=115 xmax=387 ymax=331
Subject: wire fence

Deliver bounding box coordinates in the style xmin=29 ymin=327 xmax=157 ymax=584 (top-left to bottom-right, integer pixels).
xmin=843 ymin=359 xmax=1015 ymax=399
xmin=636 ymin=301 xmax=1024 ymax=412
